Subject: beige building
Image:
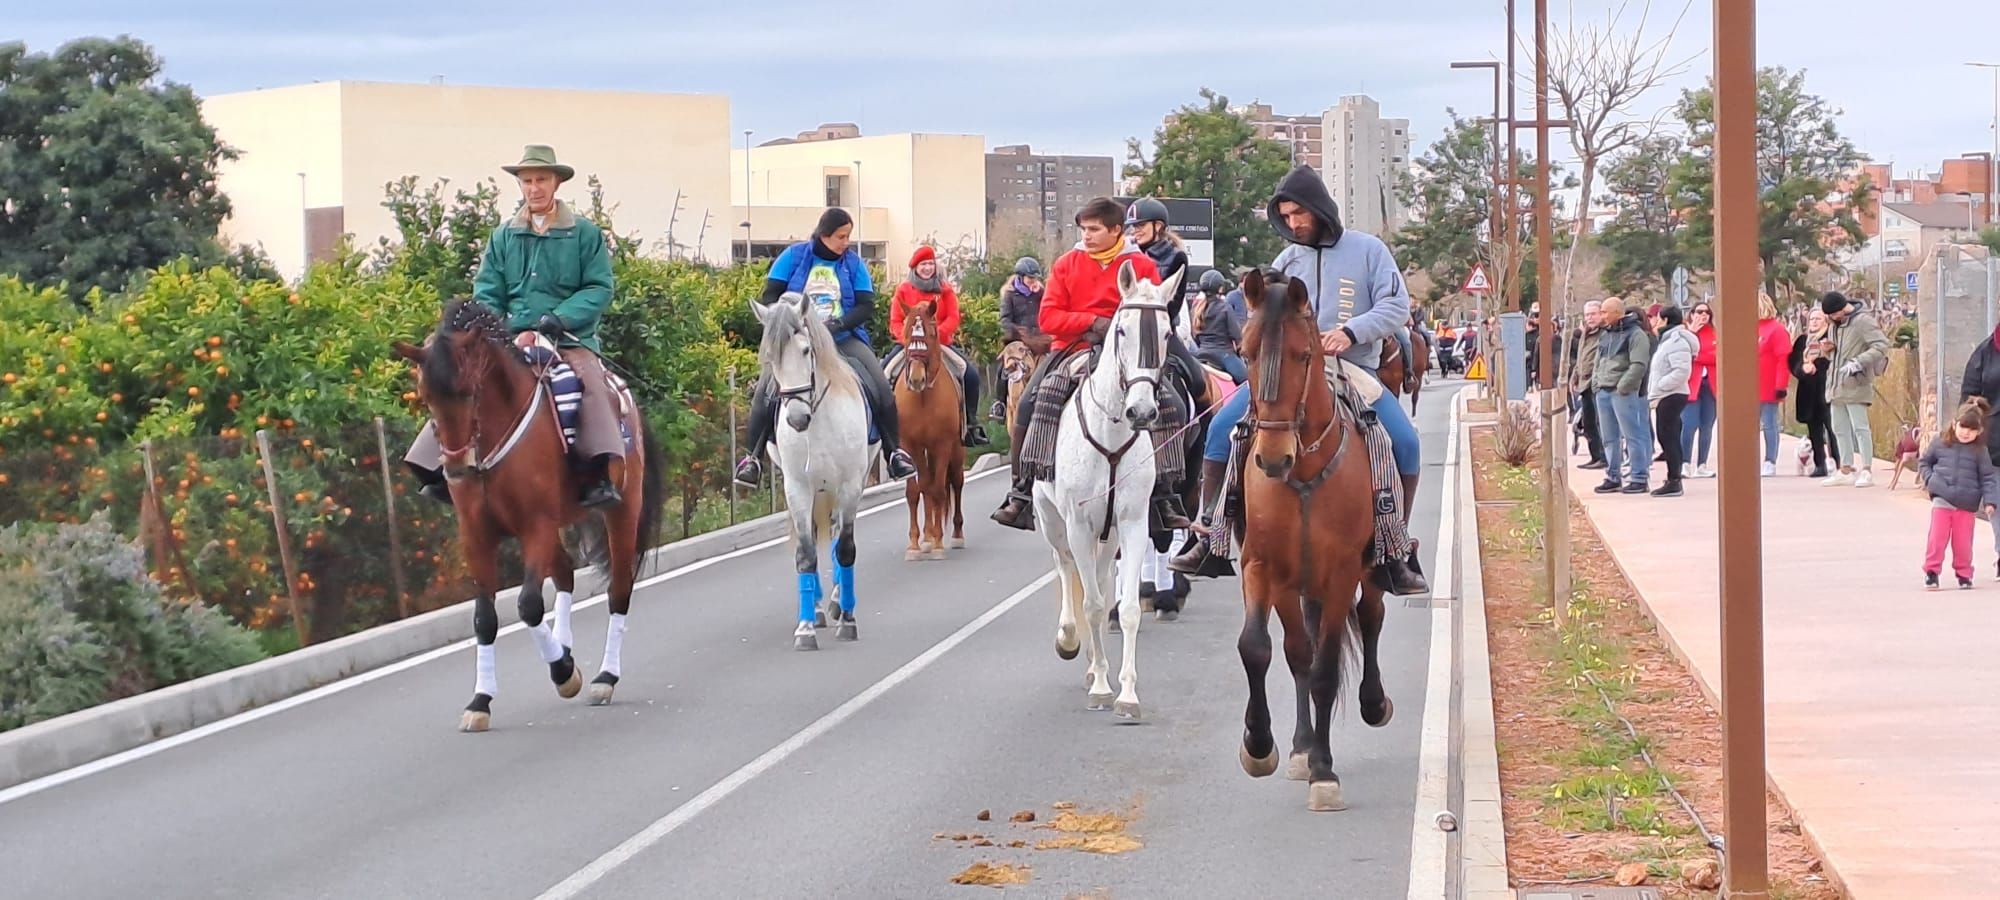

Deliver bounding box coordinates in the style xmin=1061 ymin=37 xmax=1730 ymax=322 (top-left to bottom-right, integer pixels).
xmin=1235 ymin=102 xmax=1324 ymax=169
xmin=1322 ymin=95 xmax=1412 ymax=236
xmin=731 ymin=133 xmax=987 ymax=278
xmin=200 ymin=81 xmax=735 ymax=278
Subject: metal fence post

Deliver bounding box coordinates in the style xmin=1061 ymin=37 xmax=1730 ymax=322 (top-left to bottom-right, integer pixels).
xmin=255 ymin=429 xmax=311 ymax=647
xmin=373 ymin=417 xmax=411 ymax=619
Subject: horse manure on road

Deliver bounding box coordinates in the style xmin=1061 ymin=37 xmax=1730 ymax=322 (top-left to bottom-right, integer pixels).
xmin=951 ymin=861 xmax=1032 ymax=887
xmin=1010 ymin=810 xmax=1037 ymax=823
xmin=1032 ymin=809 xmax=1144 ymax=855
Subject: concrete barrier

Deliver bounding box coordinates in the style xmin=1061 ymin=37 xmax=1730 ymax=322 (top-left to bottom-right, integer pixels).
xmin=0 ymin=454 xmax=1008 ymax=793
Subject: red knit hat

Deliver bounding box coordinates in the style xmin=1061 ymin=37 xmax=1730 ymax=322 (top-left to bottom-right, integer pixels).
xmin=908 ymin=245 xmax=936 ymax=268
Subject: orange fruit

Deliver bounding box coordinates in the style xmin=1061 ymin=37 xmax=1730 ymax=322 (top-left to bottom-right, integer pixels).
xmin=281 ymin=418 xmax=295 ymax=429
xmin=207 ymin=336 xmax=223 ymax=347
xmin=1 ymin=373 xmax=13 ymax=384
xmin=256 ymin=416 xmax=269 ymax=427
xmin=95 ymin=411 xmax=108 ymax=422
xmin=294 ymin=491 xmax=309 ymax=503
xmin=300 ymin=438 xmax=313 ymax=449
xmin=225 ymin=493 xmax=239 ymax=505
xmin=54 ymin=364 xmax=67 ymax=375
xmin=110 ymin=392 xmax=123 ymax=403
xmin=99 ymin=362 xmax=113 ymax=374
xmin=216 ymin=365 xmax=229 ymax=377
xmin=187 ymin=386 xmax=201 ymax=397
xmin=123 ymin=315 xmax=137 ymax=325
xmin=288 ymin=293 xmax=300 ymax=304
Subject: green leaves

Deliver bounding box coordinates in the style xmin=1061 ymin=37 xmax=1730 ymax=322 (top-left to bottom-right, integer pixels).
xmin=1125 ymin=89 xmax=1293 ymax=272
xmin=0 ymin=37 xmax=235 ymax=302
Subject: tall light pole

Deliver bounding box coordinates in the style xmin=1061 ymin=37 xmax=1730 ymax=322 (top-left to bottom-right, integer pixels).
xmin=1715 ymin=0 xmax=1771 ymax=894
xmin=1969 ymin=63 xmax=2000 ymax=226
xmin=1449 ymin=60 xmax=1505 ymax=256
xmin=743 ymin=130 xmax=754 ymax=263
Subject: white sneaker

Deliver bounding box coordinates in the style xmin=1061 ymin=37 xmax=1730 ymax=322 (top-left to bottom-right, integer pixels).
xmin=1694 ymin=465 xmax=1717 ymax=479
xmin=1760 ymin=462 xmax=1777 ymax=477
xmin=1854 ymin=470 xmax=1874 ymax=488
xmin=1821 ymin=471 xmax=1854 ymax=486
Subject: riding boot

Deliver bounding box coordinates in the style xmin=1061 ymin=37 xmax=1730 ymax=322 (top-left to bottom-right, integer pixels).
xmin=1375 ymin=551 xmax=1430 ymax=596
xmin=1149 ymin=481 xmax=1193 ymax=533
xmin=990 ymin=476 xmax=1037 ymax=530
xmin=735 ymin=383 xmax=778 ymax=488
xmin=580 ymin=454 xmax=623 ymax=508
xmin=1171 ymin=459 xmax=1229 ymax=574
xmin=963 ymin=423 xmax=991 ymax=447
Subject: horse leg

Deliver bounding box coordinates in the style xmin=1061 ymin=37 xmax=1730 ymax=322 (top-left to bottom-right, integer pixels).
xmin=948 ymin=447 xmax=966 ymax=548
xmin=590 ymin=500 xmax=641 ymax=705
xmin=1284 ymin=595 xmax=1320 ymax=781
xmin=1237 ymin=561 xmax=1280 ymax=776
xmin=905 ymin=475 xmax=923 ymax=561
xmin=1068 ymin=524 xmax=1115 ymax=710
xmin=1042 ymin=495 xmax=1083 ymax=661
xmin=552 ymin=547 xmax=577 ymax=656
xmin=1357 ymin=583 xmax=1393 ymax=726
xmin=924 ymin=451 xmax=949 ymax=560
xmin=460 ymin=527 xmax=502 ymax=733
xmin=1305 ymin=566 xmax=1365 ymax=812
xmin=520 ymin=529 xmax=581 ymax=700
xmin=1111 ymin=517 xmax=1147 ymax=720
xmin=833 ymin=508 xmax=859 ymax=641
xmin=790 ymin=494 xmax=822 ymax=651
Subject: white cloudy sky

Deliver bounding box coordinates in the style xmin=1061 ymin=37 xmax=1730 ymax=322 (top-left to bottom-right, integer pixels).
xmin=13 ymin=0 xmax=2000 ymax=183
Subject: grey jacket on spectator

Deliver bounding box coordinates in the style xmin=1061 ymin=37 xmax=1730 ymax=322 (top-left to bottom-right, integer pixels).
xmin=1919 ymin=438 xmax=2000 ymax=512
xmin=1594 ymin=311 xmax=1653 ymax=396
xmin=1648 ymin=325 xmax=1697 ymax=401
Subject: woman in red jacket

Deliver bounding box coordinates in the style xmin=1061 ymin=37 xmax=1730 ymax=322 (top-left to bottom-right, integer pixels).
xmin=889 ymin=245 xmax=988 ymax=446
xmin=1756 ymin=294 xmax=1793 ymax=476
xmin=1680 ymin=301 xmax=1719 ymax=477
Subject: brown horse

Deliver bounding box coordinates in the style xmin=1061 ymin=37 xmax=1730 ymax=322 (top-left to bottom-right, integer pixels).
xmin=1234 ymin=270 xmax=1394 ymax=812
xmin=1407 ymin=328 xmax=1430 ymax=414
xmin=894 ymin=301 xmax=966 ymax=560
xmin=395 ymin=300 xmax=663 ymax=732
xmin=998 ymin=340 xmax=1042 ymax=438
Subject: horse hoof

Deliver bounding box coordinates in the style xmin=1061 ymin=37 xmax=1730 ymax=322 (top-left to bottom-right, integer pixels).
xmin=459 ymin=711 xmax=490 ymax=733
xmin=1307 ymin=780 xmax=1347 ymax=812
xmin=1113 ymin=700 xmax=1141 ymax=721
xmin=588 ymin=683 xmax=614 ymax=705
xmin=949 ymin=536 xmax=966 ymax=549
xmin=1240 ymin=745 xmax=1279 ymax=778
xmin=1285 ymin=752 xmax=1312 ymax=782
xmin=1087 ymin=691 xmax=1115 ymax=711
xmin=814 ymin=611 xmax=828 ymax=628
xmin=836 ymin=622 xmax=858 ymax=641
xmin=823 ymin=599 xmax=843 ymax=627
xmin=1155 ymin=608 xmax=1179 ymax=623
xmin=795 ymin=631 xmax=819 ymax=651
xmin=556 ymin=666 xmax=582 ymax=700
xmin=1364 ymin=697 xmax=1395 ymax=728
xmin=905 ymin=549 xmax=922 ymax=561
xmin=1055 ymin=628 xmax=1079 ymax=660
xmin=927 ymin=548 xmax=948 ymax=561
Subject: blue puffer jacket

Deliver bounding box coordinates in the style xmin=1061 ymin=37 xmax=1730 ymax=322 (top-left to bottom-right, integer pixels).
xmin=1920 ymin=438 xmax=2000 ymax=512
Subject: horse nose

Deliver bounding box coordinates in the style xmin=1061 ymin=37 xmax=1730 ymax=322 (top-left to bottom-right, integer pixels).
xmin=1255 ymin=452 xmax=1292 ymax=477
xmin=1126 ymin=403 xmax=1158 ymax=428
xmin=786 ymin=407 xmax=813 ymax=432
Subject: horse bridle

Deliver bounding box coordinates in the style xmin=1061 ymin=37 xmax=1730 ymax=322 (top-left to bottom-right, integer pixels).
xmin=1075 ymin=299 xmax=1171 ymax=542
xmin=436 ymin=334 xmax=560 ymax=481
xmin=903 ymin=316 xmax=936 ymax=392
xmin=1248 ymin=315 xmax=1356 ymax=598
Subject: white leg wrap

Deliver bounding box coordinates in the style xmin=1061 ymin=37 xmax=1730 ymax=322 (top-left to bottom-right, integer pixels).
xmin=475 ymin=643 xmax=498 ymax=697
xmin=529 ymin=621 xmax=564 ymax=664
xmin=553 ymin=590 xmax=575 ymax=648
xmin=601 ymin=613 xmax=627 ymax=677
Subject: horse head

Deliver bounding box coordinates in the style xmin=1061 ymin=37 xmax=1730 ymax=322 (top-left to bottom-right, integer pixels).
xmin=752 ymin=291 xmax=856 ymax=432
xmin=903 ymin=300 xmax=938 ymax=391
xmin=1103 ymin=259 xmax=1182 ymax=429
xmin=394 ymin=299 xmax=527 ymax=472
xmin=1239 ymin=269 xmax=1323 ymax=477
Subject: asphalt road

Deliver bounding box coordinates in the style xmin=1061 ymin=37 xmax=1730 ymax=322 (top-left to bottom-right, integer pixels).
xmin=0 ymin=382 xmax=1463 ymax=900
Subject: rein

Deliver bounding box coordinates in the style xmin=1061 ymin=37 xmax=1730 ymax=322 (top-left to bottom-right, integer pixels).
xmin=1069 ymin=299 xmax=1172 ymax=542
xmin=437 ymin=340 xmax=560 ymax=481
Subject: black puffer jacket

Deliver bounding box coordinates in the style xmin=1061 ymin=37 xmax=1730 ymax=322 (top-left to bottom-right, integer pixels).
xmin=1920 ymin=438 xmax=2000 ymax=512
xmin=1138 ymin=238 xmax=1190 ymax=320
xmin=1000 ymin=281 xmax=1044 ymax=345
xmin=1959 ymin=334 xmax=2000 ymax=465
xmin=1788 ymin=333 xmax=1834 ymax=426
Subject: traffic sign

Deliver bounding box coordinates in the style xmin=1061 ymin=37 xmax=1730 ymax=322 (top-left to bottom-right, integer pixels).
xmin=1906 ymin=271 xmax=1919 ymax=294
xmin=1461 ymin=263 xmax=1493 ymax=294
xmin=1671 ymin=267 xmax=1689 ymax=307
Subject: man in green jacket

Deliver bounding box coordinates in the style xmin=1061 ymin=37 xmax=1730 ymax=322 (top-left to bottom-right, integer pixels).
xmin=406 ymin=145 xmax=625 ymax=508
xmin=1590 ymin=297 xmax=1655 ymax=494
xmin=1820 ymin=291 xmax=1891 ymax=487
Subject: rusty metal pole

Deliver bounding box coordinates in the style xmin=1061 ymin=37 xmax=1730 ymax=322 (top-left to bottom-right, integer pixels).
xmin=1713 ymin=0 xmax=1770 ymax=894
xmin=373 ymin=417 xmax=411 ymax=620
xmin=255 ymin=429 xmax=311 ymax=648
xmin=1504 ymin=0 xmax=1521 ymax=316
xmin=1532 ymin=0 xmax=1571 ymax=626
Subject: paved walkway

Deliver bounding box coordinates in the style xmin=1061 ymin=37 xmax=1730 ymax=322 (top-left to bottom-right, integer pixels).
xmin=1569 ymin=432 xmax=2000 ymax=898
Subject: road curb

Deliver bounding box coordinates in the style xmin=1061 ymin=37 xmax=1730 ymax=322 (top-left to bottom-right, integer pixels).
xmin=0 ymin=460 xmax=1002 ymax=794
xmin=1408 ymin=384 xmax=1462 ymax=900
xmin=1450 ymin=389 xmax=1510 ymax=899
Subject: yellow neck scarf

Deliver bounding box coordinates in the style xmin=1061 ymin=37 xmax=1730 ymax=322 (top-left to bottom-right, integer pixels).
xmin=1087 ymin=237 xmax=1126 ymax=266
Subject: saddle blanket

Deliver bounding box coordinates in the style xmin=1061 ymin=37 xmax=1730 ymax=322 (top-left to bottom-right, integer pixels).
xmin=520 ymin=339 xmax=635 ymax=454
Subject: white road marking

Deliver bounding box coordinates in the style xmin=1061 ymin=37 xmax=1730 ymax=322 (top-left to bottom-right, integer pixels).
xmin=0 ymin=466 xmax=1004 ymax=807
xmin=1407 ymin=390 xmax=1460 ymax=900
xmin=533 ymin=569 xmax=1059 ymax=900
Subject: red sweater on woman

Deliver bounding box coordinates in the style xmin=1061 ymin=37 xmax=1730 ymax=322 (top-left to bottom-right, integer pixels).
xmin=1686 ymin=323 xmax=1718 ymax=395
xmin=1756 ymin=318 xmax=1792 ymax=402
xmin=889 ymin=281 xmax=961 ymax=346
xmin=1039 ymin=243 xmax=1160 ymax=352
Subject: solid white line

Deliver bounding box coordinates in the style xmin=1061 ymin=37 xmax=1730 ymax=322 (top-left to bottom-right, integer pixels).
xmin=1406 ymin=392 xmax=1462 ymax=900
xmin=534 ymin=569 xmax=1059 ymax=900
xmin=0 ymin=466 xmax=1004 ymax=807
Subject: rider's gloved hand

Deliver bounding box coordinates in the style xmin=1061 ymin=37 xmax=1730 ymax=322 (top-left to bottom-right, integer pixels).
xmin=1085 ymin=316 xmax=1112 ymax=344
xmin=535 ymin=314 xmax=566 ymax=337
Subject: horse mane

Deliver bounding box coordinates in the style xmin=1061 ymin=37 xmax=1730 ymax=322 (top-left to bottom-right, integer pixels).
xmin=424 ymin=299 xmax=514 ymax=397
xmin=759 ymin=297 xmax=861 ymax=400
xmin=1251 ymin=272 xmax=1309 ymax=405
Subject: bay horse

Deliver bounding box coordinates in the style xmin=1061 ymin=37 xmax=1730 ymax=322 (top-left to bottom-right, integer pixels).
xmin=1407 ymin=328 xmax=1431 ymax=414
xmin=394 ymin=299 xmax=663 ymax=733
xmin=1234 ymin=270 xmax=1394 ymax=811
xmin=894 ymin=300 xmax=966 ymax=560
xmin=1034 ymin=261 xmax=1182 ymax=721
xmin=752 ymin=291 xmax=871 ymax=651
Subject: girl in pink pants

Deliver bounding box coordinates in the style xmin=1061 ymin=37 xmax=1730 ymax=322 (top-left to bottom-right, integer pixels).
xmin=1920 ymin=399 xmax=2000 ymax=590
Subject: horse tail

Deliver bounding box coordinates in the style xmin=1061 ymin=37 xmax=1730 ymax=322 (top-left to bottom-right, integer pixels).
xmin=632 ymin=415 xmax=667 ymax=583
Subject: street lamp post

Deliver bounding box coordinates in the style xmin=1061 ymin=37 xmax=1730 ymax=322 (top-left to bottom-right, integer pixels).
xmin=743 ymin=130 xmax=754 ymax=263
xmin=851 ymin=159 xmax=864 ymax=261
xmin=1970 ymin=64 xmax=2000 ymax=226
xmin=1448 ymin=61 xmax=1505 ymax=252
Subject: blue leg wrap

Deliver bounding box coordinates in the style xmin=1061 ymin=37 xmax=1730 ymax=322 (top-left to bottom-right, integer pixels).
xmin=798 ymin=572 xmax=820 ymax=624
xmin=835 ymin=563 xmax=857 ymax=615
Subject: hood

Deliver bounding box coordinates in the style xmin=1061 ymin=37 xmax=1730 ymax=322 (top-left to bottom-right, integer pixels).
xmin=1266 ymin=165 xmax=1344 ymax=248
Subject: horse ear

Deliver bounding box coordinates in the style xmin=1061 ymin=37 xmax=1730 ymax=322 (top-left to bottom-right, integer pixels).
xmin=1158 ymin=266 xmax=1185 ymax=306
xmin=750 ymin=296 xmax=774 ymax=325
xmin=392 ymin=340 xmax=425 ymax=363
xmin=1285 ymin=277 xmax=1310 ymax=312
xmin=784 ymin=291 xmax=812 ymax=316
xmin=1117 ymin=259 xmax=1138 ymax=297
xmin=1243 ymin=269 xmax=1267 ymax=310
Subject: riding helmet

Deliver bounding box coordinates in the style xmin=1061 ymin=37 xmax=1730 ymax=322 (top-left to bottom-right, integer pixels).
xmin=1198 ymin=269 xmax=1227 ymax=295
xmin=1013 ymin=256 xmax=1043 ymax=278
xmin=1124 ymin=197 xmax=1170 ymax=228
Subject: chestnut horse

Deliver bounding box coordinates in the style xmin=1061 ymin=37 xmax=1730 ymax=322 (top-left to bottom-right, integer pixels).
xmin=894 ymin=301 xmax=966 ymax=559
xmin=1234 ymin=270 xmax=1394 ymax=812
xmin=395 ymin=300 xmax=663 ymax=732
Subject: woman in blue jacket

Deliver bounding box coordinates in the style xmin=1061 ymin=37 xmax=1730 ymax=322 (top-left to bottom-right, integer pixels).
xmin=735 ymin=209 xmax=918 ymax=486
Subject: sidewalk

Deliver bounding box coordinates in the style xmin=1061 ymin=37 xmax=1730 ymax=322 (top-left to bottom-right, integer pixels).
xmin=1569 ymin=434 xmax=2000 ymax=899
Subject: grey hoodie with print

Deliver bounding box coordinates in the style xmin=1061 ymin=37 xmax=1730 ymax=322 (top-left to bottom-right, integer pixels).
xmin=1267 ymin=165 xmax=1410 ymax=371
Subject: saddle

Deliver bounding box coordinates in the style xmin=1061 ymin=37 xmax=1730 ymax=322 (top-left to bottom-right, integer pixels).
xmin=517 ymin=333 xmax=635 ymax=454
xmin=885 ymin=344 xmax=967 ymax=385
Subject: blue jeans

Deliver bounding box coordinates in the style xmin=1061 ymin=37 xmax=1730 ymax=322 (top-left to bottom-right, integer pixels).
xmin=1596 ymin=389 xmax=1653 ymax=487
xmin=1681 ymin=380 xmax=1716 ymax=466
xmin=1760 ymin=401 xmax=1780 ymax=464
xmin=1203 ymin=366 xmax=1419 ymax=476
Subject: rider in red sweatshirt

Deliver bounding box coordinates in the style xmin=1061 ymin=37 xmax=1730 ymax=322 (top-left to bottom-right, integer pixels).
xmin=889 ymin=244 xmax=986 ymax=445
xmin=992 ymin=197 xmax=1188 ymax=531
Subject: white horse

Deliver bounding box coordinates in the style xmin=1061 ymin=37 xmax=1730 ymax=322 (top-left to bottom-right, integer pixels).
xmin=1034 ymin=261 xmax=1182 ymax=720
xmin=752 ymin=292 xmax=871 ymax=651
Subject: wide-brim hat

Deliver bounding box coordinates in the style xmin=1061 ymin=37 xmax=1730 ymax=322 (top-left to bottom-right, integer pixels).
xmin=501 ymin=144 xmax=575 ymax=182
